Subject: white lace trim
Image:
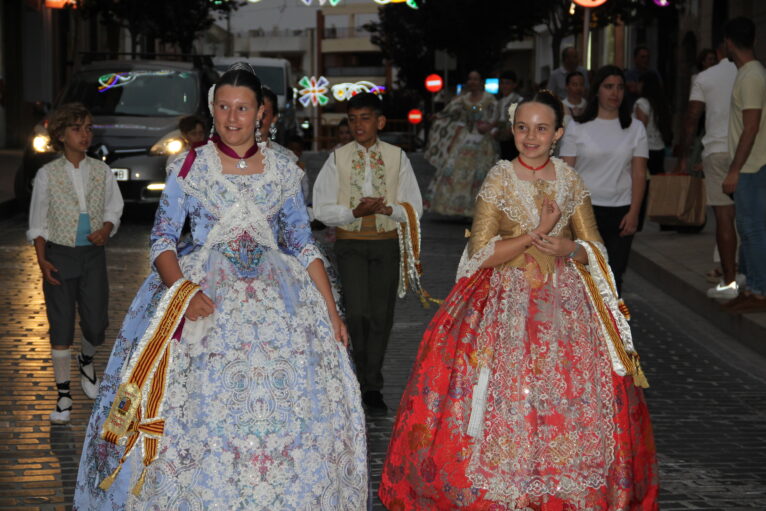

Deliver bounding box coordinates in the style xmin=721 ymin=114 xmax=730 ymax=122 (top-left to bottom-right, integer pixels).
xmin=477 ymin=158 xmax=590 ymax=236
xmin=455 ymin=235 xmax=501 ymax=282
xmin=178 ymin=143 xmax=303 ymax=221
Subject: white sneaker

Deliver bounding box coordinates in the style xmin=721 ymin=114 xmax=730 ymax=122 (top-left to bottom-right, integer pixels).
xmin=50 ymin=394 xmax=72 ymax=424
xmin=78 ymin=354 xmax=99 ymax=400
xmin=707 ymin=280 xmax=739 ymax=300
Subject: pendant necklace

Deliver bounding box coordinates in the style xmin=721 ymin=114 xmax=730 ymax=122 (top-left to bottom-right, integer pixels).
xmin=517 ymin=155 xmax=550 ymax=171
xmin=211 ymin=134 xmax=258 ymax=169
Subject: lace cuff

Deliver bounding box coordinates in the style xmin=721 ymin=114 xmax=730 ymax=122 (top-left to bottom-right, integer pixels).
xmin=296 ymin=242 xmax=322 ymax=269
xmin=455 ymin=235 xmax=501 ymax=282
xmin=150 ymin=240 xmax=178 ymax=269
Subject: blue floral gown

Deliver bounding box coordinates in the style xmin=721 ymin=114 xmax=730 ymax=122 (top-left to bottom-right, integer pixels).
xmin=73 ymin=142 xmax=368 ymax=510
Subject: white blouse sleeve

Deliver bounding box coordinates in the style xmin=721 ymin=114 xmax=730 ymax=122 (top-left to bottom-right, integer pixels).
xmin=311 ymin=153 xmax=356 ymax=227
xmin=26 ymin=166 xmax=50 ymax=242
xmin=632 ymin=121 xmax=650 ymax=159
xmin=102 ymin=165 xmax=125 ymax=236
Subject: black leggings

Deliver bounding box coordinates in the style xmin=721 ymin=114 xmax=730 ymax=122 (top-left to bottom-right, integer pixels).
xmin=592 ymin=205 xmax=634 ymax=295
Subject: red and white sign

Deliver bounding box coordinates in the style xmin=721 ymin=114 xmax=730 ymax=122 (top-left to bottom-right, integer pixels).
xmin=408 ymin=109 xmax=424 ymax=125
xmin=573 ymin=0 xmax=608 ymax=7
xmin=424 ymin=74 xmax=443 ymax=93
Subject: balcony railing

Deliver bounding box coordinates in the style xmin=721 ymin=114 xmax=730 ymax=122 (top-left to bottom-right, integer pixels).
xmin=325 ymin=66 xmax=386 ymax=77
xmin=323 ymin=27 xmax=372 ymax=39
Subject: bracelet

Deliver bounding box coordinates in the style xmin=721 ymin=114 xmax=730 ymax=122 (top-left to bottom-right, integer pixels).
xmin=567 ymin=246 xmax=579 ymax=259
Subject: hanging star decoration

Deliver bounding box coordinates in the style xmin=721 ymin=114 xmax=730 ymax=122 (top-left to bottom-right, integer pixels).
xmin=301 ymin=0 xmax=342 ymax=6
xmin=374 ymin=0 xmax=419 ymax=8
xmin=298 ymin=76 xmax=330 ymax=107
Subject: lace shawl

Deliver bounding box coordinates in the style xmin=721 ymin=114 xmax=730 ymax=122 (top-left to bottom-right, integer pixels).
xmin=456 ymin=158 xmax=591 ymax=280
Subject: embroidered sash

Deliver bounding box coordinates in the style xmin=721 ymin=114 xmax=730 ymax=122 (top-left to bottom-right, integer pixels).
xmin=574 ymin=240 xmax=649 ymax=388
xmin=396 ymin=202 xmax=441 ymax=308
xmin=98 ymin=279 xmax=200 ymax=494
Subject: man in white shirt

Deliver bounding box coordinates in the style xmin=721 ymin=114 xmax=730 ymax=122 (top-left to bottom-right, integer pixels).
xmin=549 ymin=47 xmax=589 ymax=100
xmin=313 ymin=93 xmax=422 ymax=414
xmin=675 ymin=44 xmax=738 ymax=299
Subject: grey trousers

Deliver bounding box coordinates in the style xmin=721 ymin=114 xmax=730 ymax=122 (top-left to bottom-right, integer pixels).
xmin=334 ymin=238 xmax=399 ymax=393
xmin=42 ymin=243 xmax=108 ymax=347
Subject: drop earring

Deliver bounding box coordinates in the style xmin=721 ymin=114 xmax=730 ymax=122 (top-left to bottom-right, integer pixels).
xmin=550 ymin=138 xmax=558 ymax=156
xmin=269 ymin=124 xmax=277 ymax=141
xmin=255 ymin=120 xmax=263 ymax=144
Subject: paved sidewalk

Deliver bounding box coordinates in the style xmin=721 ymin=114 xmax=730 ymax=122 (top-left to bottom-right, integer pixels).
xmin=632 ymin=219 xmax=766 ymax=356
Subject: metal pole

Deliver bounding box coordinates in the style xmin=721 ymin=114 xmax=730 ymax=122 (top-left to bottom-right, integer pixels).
xmin=582 ymin=8 xmax=591 ymax=70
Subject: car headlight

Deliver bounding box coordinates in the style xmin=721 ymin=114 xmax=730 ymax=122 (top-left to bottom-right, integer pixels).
xmin=32 ymin=133 xmax=54 ymax=153
xmin=150 ymin=130 xmax=186 ymax=156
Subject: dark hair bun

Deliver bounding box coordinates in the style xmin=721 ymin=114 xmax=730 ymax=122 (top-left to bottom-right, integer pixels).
xmin=514 ymin=89 xmax=565 ymax=130
xmin=215 ymin=62 xmax=264 ymax=106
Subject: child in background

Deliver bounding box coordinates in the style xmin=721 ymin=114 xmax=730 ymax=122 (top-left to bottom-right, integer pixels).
xmin=563 ymin=70 xmax=588 ymax=125
xmin=27 ymin=103 xmax=124 ymax=424
xmin=333 ymin=118 xmax=352 ymax=149
xmin=179 ymin=115 xmax=206 ymax=148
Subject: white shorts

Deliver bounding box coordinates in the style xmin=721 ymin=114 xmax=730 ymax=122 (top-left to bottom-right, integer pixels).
xmin=703 ymin=152 xmax=734 ymax=206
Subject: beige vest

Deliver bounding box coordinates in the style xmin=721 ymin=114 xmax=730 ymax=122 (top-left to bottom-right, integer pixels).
xmin=47 ymin=156 xmax=106 ymax=247
xmin=336 ymin=140 xmax=401 ymax=237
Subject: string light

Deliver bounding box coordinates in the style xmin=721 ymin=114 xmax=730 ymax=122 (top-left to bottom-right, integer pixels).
xmin=331 ymin=81 xmax=385 ymax=101
xmin=374 ymin=0 xmax=419 ymax=8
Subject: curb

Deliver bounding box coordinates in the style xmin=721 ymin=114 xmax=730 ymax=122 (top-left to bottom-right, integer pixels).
xmin=630 ymin=244 xmax=766 ymax=358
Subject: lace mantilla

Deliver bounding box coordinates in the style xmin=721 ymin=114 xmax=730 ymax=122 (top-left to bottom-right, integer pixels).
xmin=477 ymin=157 xmax=590 ymax=236
xmin=177 ymin=142 xmax=303 ymax=222
xmin=455 ymin=235 xmax=500 ymax=282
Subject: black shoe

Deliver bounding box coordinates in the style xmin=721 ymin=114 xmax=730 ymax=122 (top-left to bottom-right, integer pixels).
xmin=362 ymin=390 xmax=387 ymax=414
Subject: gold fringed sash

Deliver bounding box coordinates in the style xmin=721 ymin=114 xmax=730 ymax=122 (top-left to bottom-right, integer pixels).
xmin=574 ymin=241 xmax=649 ymax=388
xmin=98 ymin=279 xmax=200 ymax=494
xmin=397 ymin=202 xmax=442 ymax=308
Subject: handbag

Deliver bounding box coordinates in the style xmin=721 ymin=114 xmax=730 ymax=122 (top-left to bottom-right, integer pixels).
xmin=646 ymin=173 xmax=706 ymax=226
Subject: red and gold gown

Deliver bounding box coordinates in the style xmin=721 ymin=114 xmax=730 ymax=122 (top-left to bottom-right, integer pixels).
xmin=380 ymin=159 xmax=658 ymax=510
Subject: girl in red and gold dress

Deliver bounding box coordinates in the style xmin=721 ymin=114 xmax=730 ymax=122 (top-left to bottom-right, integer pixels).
xmin=379 ymin=91 xmax=658 ymax=510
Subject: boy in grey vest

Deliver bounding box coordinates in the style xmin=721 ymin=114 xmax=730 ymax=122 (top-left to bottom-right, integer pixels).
xmin=27 ymin=103 xmax=124 ymax=424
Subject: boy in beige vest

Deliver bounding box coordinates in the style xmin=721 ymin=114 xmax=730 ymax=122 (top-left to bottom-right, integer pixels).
xmin=27 ymin=103 xmax=124 ymax=424
xmin=313 ymin=93 xmax=422 ymax=413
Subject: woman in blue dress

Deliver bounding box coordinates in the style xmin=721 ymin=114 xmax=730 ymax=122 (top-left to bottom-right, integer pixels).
xmin=73 ymin=64 xmax=368 ymax=510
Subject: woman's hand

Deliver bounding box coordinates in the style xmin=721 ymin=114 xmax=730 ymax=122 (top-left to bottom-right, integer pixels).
xmin=534 ymin=197 xmax=562 ymax=235
xmin=329 ymin=312 xmax=349 ymax=347
xmin=619 ymin=210 xmax=640 ymax=237
xmin=529 ymin=232 xmax=577 ymax=257
xmin=184 ymin=290 xmax=215 ymax=321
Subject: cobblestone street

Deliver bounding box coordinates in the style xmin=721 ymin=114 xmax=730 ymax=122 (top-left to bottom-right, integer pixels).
xmin=1 ymin=197 xmax=765 ymax=509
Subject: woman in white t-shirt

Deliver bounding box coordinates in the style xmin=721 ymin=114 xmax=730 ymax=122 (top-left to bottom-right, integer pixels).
xmin=561 ymin=65 xmax=649 ymax=294
xmin=633 ymin=72 xmax=672 ymax=174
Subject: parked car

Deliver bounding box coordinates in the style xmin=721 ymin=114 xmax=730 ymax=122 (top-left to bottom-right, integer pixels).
xmin=16 ymin=57 xmax=218 ymax=205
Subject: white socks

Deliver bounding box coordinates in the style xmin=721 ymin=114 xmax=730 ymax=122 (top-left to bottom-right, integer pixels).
xmin=51 ymin=349 xmax=71 ymax=385
xmin=81 ymin=338 xmax=97 ymax=358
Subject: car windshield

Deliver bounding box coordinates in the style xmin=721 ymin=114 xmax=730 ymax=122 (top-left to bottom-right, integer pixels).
xmin=60 ymin=69 xmax=199 ymax=117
